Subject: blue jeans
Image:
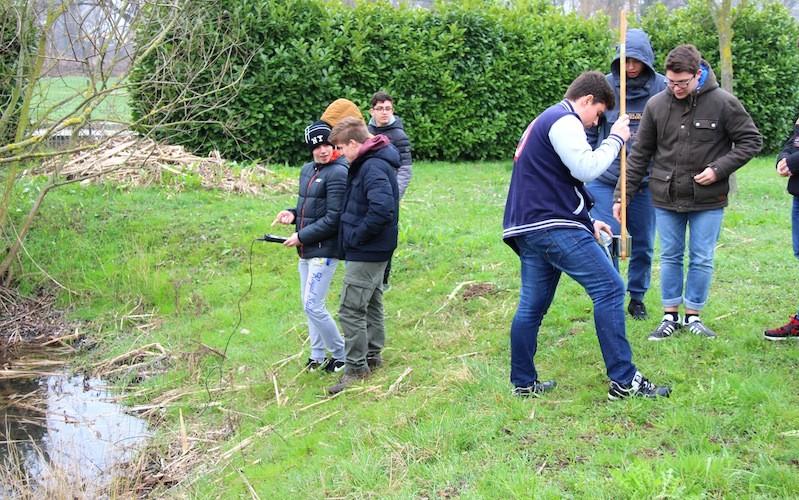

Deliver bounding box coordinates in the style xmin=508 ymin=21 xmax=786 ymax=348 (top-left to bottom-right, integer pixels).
xmin=587 ymin=180 xmax=656 ymax=301
xmin=792 ymin=197 xmax=799 ymax=260
xmin=509 ymin=228 xmax=637 ymax=388
xmin=654 ymin=207 xmax=724 ymax=311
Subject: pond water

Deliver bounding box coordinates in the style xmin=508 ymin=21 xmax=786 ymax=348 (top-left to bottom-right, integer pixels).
xmin=0 ymin=372 xmax=150 ymax=496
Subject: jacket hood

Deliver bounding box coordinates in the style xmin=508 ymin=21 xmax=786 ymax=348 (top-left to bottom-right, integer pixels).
xmin=357 ymin=134 xmax=396 ymax=162
xmin=610 ymin=29 xmax=657 ymax=80
xmin=368 ymin=115 xmax=404 ymax=131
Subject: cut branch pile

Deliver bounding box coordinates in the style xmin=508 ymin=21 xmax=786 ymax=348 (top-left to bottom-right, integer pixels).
xmin=93 ymin=342 xmax=173 ymax=380
xmin=0 ymin=286 xmax=75 ymax=350
xmin=35 ymin=136 xmax=295 ymax=194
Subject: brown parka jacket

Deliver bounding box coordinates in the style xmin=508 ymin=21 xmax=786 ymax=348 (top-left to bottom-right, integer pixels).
xmin=616 ymin=61 xmax=762 ymax=212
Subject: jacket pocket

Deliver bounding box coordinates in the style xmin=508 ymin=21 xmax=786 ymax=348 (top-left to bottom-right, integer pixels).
xmin=692 ymin=178 xmax=729 ymax=204
xmin=692 ymin=118 xmax=720 ymax=142
xmin=647 ymin=167 xmax=673 ymax=203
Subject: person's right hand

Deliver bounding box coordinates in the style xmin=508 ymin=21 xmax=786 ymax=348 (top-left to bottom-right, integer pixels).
xmin=610 ymin=114 xmax=631 ymax=142
xmin=272 ymin=210 xmax=295 ymax=226
xmin=612 ymin=202 xmax=622 ymax=223
xmin=777 ymin=158 xmax=791 ymax=177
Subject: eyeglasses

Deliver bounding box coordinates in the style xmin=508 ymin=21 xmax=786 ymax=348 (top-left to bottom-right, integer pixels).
xmin=372 ymin=106 xmax=393 ymax=112
xmin=666 ymin=76 xmax=695 ymax=89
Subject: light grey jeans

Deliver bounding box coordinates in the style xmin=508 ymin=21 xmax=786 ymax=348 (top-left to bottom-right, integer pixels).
xmin=299 ymin=257 xmax=345 ymax=362
xmin=339 ymin=260 xmax=388 ymax=374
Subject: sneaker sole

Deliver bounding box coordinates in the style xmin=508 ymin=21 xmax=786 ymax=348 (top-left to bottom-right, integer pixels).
xmin=763 ymin=334 xmax=799 ymax=341
xmin=647 ymin=335 xmax=672 ymax=342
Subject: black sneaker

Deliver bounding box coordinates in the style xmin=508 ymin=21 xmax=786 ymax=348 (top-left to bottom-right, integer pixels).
xmin=512 ymin=380 xmax=556 ymax=397
xmin=608 ymin=371 xmax=671 ymax=400
xmin=683 ymin=316 xmax=717 ymax=338
xmin=305 ymin=358 xmax=324 ymax=372
xmin=648 ymin=315 xmax=681 ymax=341
xmin=627 ymin=299 xmax=648 ymax=320
xmin=323 ymin=359 xmax=346 ymax=373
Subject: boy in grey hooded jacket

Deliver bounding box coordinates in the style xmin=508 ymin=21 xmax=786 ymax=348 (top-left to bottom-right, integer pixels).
xmin=586 ymin=29 xmax=666 ymax=321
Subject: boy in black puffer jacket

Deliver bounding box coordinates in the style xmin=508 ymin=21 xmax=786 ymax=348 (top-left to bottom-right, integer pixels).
xmin=273 ymin=121 xmax=348 ymax=373
xmin=326 ymin=117 xmax=400 ymax=395
xmin=368 ymin=91 xmax=412 ymax=289
xmin=765 ymin=115 xmax=799 ymax=340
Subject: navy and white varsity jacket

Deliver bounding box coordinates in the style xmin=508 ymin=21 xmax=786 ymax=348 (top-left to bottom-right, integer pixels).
xmin=502 ymin=100 xmax=624 ymax=254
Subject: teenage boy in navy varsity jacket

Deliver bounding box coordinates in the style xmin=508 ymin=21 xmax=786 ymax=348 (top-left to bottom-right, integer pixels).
xmin=326 ymin=117 xmax=400 ymax=396
xmin=503 ymin=71 xmax=671 ymax=401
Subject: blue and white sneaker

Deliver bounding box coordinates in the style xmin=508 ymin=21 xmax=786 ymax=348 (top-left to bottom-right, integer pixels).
xmin=648 ymin=315 xmax=681 ymax=341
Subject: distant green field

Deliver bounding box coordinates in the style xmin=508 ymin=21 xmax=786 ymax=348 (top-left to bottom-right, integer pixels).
xmin=31 ymin=75 xmax=131 ymax=123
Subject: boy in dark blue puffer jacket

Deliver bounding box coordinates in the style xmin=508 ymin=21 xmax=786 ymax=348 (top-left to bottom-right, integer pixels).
xmin=325 ymin=117 xmax=400 ymax=395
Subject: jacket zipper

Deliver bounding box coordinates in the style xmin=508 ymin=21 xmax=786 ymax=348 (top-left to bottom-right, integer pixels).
xmin=298 ymin=167 xmax=319 ymax=258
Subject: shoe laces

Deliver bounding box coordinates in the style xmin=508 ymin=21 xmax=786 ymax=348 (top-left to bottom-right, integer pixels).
xmin=630 ymin=371 xmax=656 ymax=394
xmin=655 ymin=318 xmax=679 ymax=336
xmin=684 ymin=317 xmax=711 ymax=335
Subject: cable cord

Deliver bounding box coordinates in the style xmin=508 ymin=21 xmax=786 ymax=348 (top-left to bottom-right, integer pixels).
xmin=203 ymin=238 xmax=258 ymax=399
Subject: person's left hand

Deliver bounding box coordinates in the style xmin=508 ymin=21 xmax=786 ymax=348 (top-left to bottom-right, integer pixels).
xmin=777 ymin=158 xmax=791 ymax=177
xmin=283 ymin=232 xmax=301 ymax=247
xmin=593 ymin=220 xmax=612 ymax=242
xmin=694 ymin=166 xmax=718 ymax=185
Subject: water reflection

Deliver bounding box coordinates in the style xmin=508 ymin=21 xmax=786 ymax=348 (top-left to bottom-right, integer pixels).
xmin=1 ymin=372 xmax=150 ymax=495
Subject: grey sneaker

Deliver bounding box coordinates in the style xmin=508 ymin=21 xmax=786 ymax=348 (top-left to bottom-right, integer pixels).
xmin=648 ymin=315 xmax=681 ymax=341
xmin=512 ymin=380 xmax=556 ymax=397
xmin=608 ymin=371 xmax=671 ymax=400
xmin=366 ymin=355 xmax=383 ymax=370
xmin=684 ymin=316 xmax=716 ymax=338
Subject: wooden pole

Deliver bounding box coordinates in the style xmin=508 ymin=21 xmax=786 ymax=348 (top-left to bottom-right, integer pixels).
xmin=619 ymin=12 xmax=628 ymax=260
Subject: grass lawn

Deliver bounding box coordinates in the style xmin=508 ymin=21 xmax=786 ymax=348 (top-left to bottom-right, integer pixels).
xmin=31 ymin=75 xmax=131 ymax=124
xmin=13 ymin=157 xmax=799 ymax=497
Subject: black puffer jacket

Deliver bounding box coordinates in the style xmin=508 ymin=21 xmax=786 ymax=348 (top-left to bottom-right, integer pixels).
xmin=339 ymin=135 xmax=399 ymax=262
xmin=777 ymin=118 xmax=799 ymax=196
xmin=287 ymin=157 xmax=348 ymax=259
xmin=368 ymin=116 xmax=412 ymax=198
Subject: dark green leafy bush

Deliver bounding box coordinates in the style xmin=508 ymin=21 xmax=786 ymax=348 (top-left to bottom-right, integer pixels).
xmin=641 ymin=0 xmax=799 ymax=153
xmin=130 ymin=0 xmax=612 ymax=164
xmin=130 ymin=0 xmax=798 ymax=163
xmin=0 ymin=1 xmax=36 ymax=143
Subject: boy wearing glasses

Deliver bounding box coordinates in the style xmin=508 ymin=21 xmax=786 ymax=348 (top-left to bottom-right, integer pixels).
xmin=368 ymin=91 xmax=412 ymax=198
xmin=368 ymin=91 xmax=413 ymax=290
xmin=614 ymin=44 xmax=762 ymax=340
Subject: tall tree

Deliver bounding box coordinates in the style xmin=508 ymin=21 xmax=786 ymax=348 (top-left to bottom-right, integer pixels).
xmin=708 ymin=0 xmax=734 ymax=93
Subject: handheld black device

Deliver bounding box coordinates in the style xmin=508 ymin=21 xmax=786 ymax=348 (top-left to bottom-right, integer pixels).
xmin=258 ymin=234 xmax=288 ymax=244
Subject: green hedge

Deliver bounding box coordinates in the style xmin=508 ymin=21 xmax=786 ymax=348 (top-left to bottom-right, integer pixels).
xmin=0 ymin=1 xmax=36 ymax=144
xmin=641 ymin=0 xmax=799 ymax=154
xmin=130 ymin=0 xmax=799 ymax=164
xmin=130 ymin=0 xmax=612 ymax=164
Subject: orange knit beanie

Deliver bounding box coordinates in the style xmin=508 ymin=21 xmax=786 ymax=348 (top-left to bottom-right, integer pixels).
xmin=320 ymin=98 xmax=365 ymax=127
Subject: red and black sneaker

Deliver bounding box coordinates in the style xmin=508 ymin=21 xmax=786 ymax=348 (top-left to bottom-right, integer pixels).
xmin=764 ymin=315 xmax=799 ymax=341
